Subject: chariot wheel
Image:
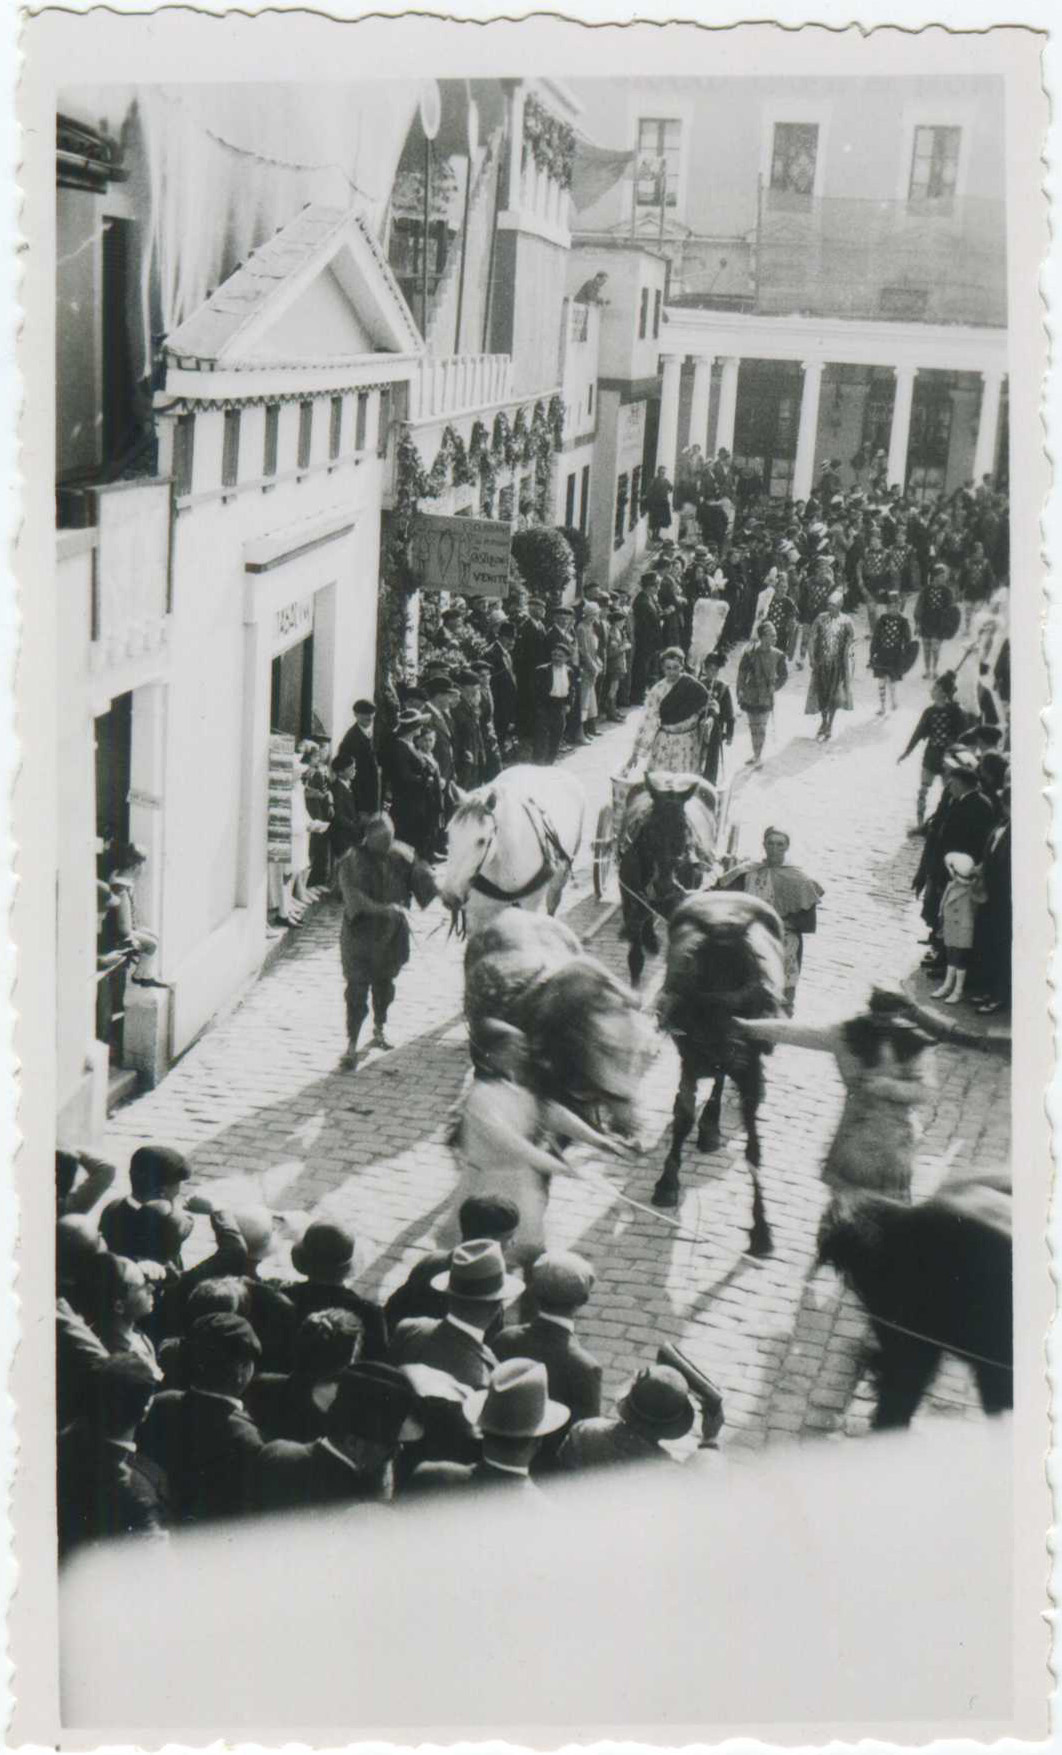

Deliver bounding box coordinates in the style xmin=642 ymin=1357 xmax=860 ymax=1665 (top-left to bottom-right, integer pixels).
xmin=592 ymin=802 xmax=614 ymax=900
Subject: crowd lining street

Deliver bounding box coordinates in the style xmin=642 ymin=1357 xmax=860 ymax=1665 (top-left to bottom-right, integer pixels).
xmin=92 ymin=615 xmax=1010 ymax=1450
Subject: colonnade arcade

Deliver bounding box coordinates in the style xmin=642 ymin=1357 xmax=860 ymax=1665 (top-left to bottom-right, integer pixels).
xmin=656 ymin=312 xmax=1008 ymax=504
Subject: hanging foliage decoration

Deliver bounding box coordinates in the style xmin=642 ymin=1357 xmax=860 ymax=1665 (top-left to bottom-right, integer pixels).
xmin=492 ymin=410 xmax=515 ymax=469
xmin=376 ymin=394 xmax=568 ymax=681
xmin=521 ymin=94 xmax=577 ymax=192
xmin=511 ymin=407 xmax=533 ymax=467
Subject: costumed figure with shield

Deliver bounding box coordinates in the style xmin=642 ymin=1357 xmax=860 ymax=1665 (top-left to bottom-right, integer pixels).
xmin=868 ymin=588 xmax=919 ymax=715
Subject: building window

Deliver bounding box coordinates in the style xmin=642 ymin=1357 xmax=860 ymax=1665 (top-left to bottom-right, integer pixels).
xmin=909 ymin=125 xmax=961 ymax=209
xmin=770 ymin=122 xmax=819 ymax=200
xmin=629 ymin=465 xmax=642 ymax=533
xmin=587 ymin=383 xmax=594 ymax=418
xmin=355 ymin=392 xmax=369 ymax=452
xmin=653 ymin=290 xmax=662 ymax=340
xmin=564 ymin=472 xmax=577 ymax=526
xmin=579 ymin=465 xmax=590 ymax=535
xmin=571 ymin=303 xmax=589 ymax=344
xmin=638 ymin=288 xmax=649 ymax=339
xmin=221 ymin=409 xmax=241 ymax=491
xmin=173 ymin=413 xmax=195 ymax=497
xmin=329 ymin=396 xmax=343 ymax=461
xmin=263 ymin=405 xmax=279 ymax=479
xmin=377 ymin=387 xmax=392 ymax=458
xmin=614 ymin=473 xmax=629 ymax=548
xmin=636 ymin=118 xmax=681 ymax=209
xmin=297 ymin=401 xmax=313 ymax=470
xmin=498 ymin=483 xmax=515 ymax=523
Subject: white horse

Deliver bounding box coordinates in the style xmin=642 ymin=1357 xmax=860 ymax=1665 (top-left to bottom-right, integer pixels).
xmin=437 ymin=765 xmax=585 ymax=937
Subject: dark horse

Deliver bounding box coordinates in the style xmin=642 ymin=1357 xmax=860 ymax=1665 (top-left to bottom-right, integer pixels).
xmin=618 ymin=774 xmax=718 ymax=987
xmin=816 ymin=1179 xmax=1012 ymax=1428
xmin=652 ymin=891 xmax=787 ymax=1257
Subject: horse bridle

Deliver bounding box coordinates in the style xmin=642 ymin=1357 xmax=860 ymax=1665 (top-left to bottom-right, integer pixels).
xmin=466 ymin=799 xmax=568 ymax=905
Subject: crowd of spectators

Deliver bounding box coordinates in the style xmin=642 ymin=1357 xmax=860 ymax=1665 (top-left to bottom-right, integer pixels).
xmin=56 ymin=1150 xmax=724 ymax=1555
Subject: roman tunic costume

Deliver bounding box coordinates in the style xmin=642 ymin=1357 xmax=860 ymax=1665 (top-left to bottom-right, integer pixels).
xmin=630 ymin=672 xmax=711 ymax=774
xmin=914 ymin=576 xmax=957 ymax=642
xmin=869 ymin=609 xmax=914 ymax=682
xmin=805 ymin=611 xmax=855 ymax=715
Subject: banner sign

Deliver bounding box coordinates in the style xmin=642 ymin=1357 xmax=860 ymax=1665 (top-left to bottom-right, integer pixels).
xmin=410 ymin=513 xmax=512 ymax=598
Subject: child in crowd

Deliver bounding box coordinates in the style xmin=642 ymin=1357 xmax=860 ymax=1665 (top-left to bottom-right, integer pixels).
xmin=933 ymin=851 xmax=980 ymax=1006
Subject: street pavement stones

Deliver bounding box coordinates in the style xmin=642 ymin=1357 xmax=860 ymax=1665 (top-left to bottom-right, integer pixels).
xmin=97 ymin=614 xmax=1010 ymax=1450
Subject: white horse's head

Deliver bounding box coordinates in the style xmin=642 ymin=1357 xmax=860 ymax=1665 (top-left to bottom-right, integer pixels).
xmin=437 ymin=789 xmax=499 ymax=910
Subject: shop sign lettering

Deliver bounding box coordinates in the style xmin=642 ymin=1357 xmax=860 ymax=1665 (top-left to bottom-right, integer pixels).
xmin=411 ymin=513 xmax=512 ymax=598
xmin=272 ymin=598 xmax=313 ymax=653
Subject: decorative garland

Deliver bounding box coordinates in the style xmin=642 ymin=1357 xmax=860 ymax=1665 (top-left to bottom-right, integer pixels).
xmin=522 ymin=94 xmax=577 ymax=192
xmin=376 ymin=395 xmax=568 ymax=682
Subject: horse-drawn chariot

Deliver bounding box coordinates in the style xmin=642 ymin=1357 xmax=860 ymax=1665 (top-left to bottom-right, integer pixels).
xmin=591 ymin=769 xmax=738 ymax=901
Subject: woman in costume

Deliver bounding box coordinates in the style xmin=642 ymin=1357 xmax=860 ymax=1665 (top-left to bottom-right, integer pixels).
xmin=623 ymin=648 xmax=711 ymax=777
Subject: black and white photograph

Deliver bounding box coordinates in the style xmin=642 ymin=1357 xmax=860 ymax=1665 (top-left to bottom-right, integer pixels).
xmin=8 ymin=6 xmax=1053 ymax=1743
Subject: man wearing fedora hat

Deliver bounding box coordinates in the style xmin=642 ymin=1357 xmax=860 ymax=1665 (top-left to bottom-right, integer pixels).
xmin=404 ymin=1358 xmax=569 ymax=1494
xmin=390 ymin=1239 xmax=522 ymax=1394
xmin=387 ymin=709 xmax=438 ymax=858
xmin=384 ymin=1194 xmax=520 ymax=1330
xmin=493 ymin=1252 xmax=603 ymax=1457
xmin=557 ymin=1363 xmax=696 ymax=1471
xmin=335 ymin=812 xmax=437 ymax=1067
xmin=254 ymin=1362 xmax=426 ymax=1508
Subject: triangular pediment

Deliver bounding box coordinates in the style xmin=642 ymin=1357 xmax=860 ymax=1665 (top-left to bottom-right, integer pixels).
xmin=166 ymin=204 xmax=423 ymax=369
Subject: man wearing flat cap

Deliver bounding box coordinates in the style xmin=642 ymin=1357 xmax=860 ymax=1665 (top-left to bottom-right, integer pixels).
xmin=493 ymin=1252 xmax=603 ymax=1456
xmin=334 ymin=700 xmax=382 ymax=823
xmin=450 ymin=669 xmax=487 ymax=791
xmin=139 ymin=1313 xmax=331 ymax=1524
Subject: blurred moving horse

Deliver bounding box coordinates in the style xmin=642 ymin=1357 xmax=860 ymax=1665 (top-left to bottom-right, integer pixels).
xmin=437 ymin=766 xmax=585 ymax=938
xmin=653 ymin=892 xmax=788 ymax=1257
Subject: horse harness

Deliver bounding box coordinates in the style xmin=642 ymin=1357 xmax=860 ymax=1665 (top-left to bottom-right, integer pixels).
xmin=470 ymin=797 xmax=573 ymax=905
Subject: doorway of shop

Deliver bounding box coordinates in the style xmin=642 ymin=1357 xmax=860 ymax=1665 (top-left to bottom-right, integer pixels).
xmin=271 ymin=631 xmax=315 ymax=739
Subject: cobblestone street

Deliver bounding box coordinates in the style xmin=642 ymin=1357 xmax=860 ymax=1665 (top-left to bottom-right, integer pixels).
xmin=98 ymin=622 xmax=1011 ymax=1452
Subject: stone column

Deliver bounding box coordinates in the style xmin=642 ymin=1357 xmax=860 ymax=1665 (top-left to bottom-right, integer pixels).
xmin=688 ymin=354 xmax=714 ymax=457
xmin=716 ymin=355 xmax=740 ymax=455
xmin=887 ymin=364 xmax=918 ymax=489
xmin=972 ymin=369 xmax=1004 ymax=486
xmin=792 ymin=360 xmax=824 ymax=502
xmin=656 ymin=353 xmax=683 ymax=483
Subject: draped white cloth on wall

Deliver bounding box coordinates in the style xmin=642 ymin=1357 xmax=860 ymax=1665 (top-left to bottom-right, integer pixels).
xmin=62 ymin=82 xmax=423 ymax=377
